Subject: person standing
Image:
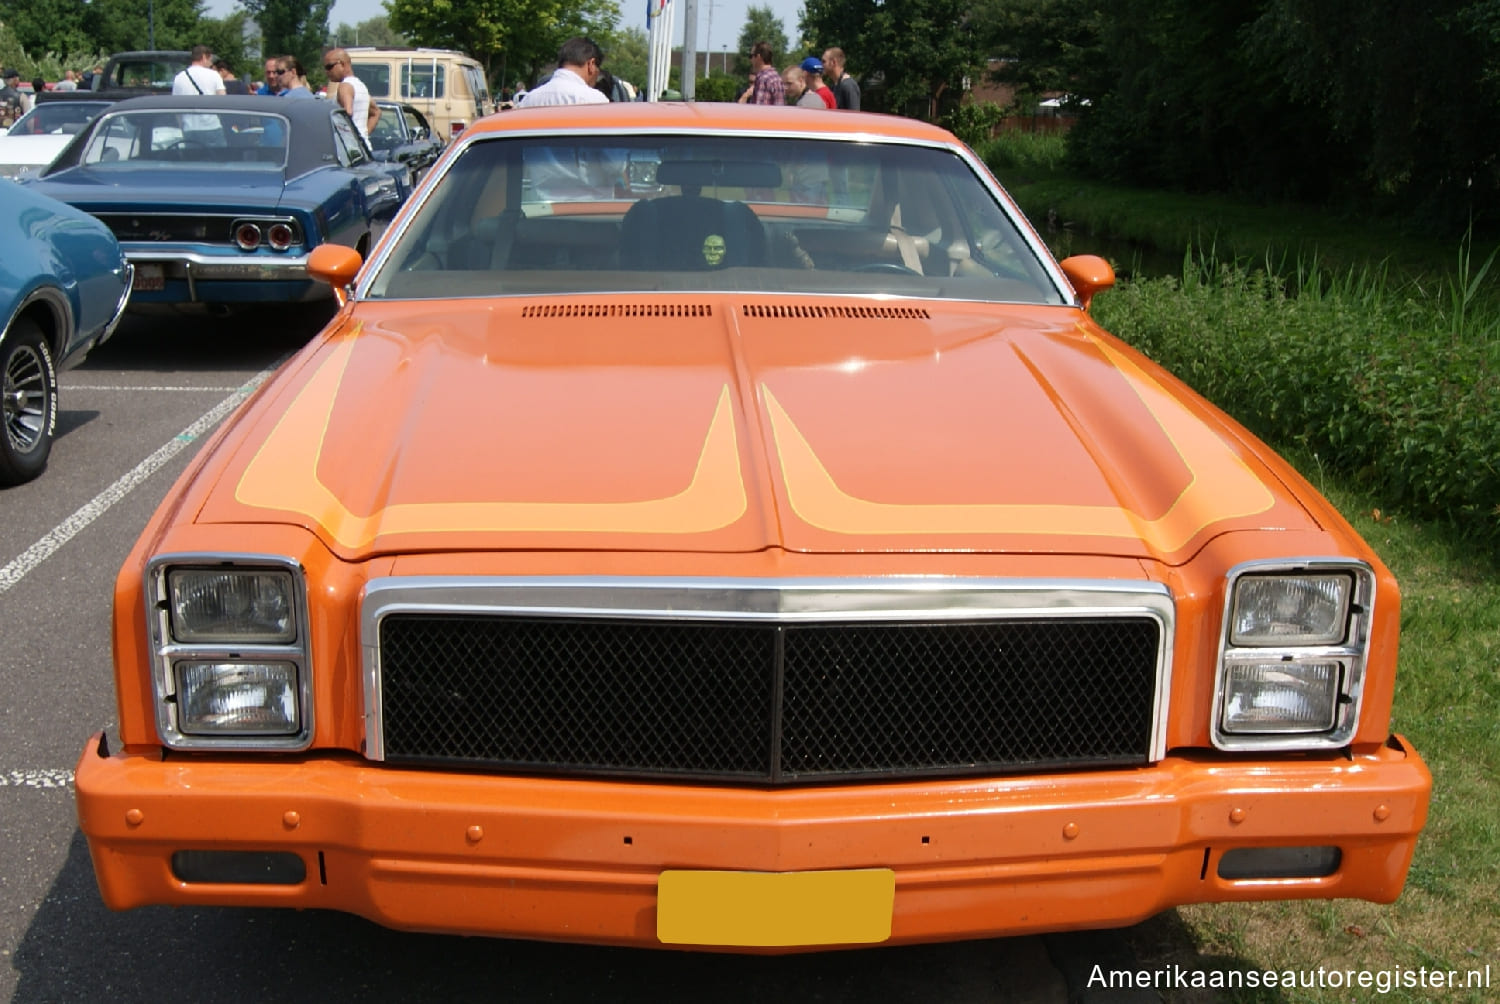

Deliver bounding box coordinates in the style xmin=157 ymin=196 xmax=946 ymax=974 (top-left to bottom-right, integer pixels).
xmin=517 ymin=37 xmax=609 ymax=107
xmin=278 ymin=56 xmax=314 ymax=99
xmin=323 ymin=48 xmax=380 ymax=139
xmin=743 ymin=41 xmax=784 ymax=105
xmin=800 ymin=57 xmax=836 ymax=109
xmin=214 ymin=58 xmax=248 ymax=95
xmin=781 ymin=65 xmax=824 ymax=108
xmin=821 ymin=48 xmax=860 ymax=110
xmin=0 ymin=70 xmax=24 ymax=126
xmin=257 ymin=57 xmax=281 ymax=95
xmin=53 ymin=69 xmax=78 ymax=92
xmin=173 ymin=46 xmax=226 ymax=96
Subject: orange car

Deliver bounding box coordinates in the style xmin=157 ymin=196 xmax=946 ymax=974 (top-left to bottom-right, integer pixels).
xmin=75 ymin=103 xmax=1429 ymax=951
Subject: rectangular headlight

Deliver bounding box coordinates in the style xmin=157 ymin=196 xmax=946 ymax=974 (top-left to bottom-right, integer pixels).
xmin=1220 ymin=662 xmax=1340 ymax=733
xmin=176 ymin=661 xmax=300 ymax=735
xmin=168 ymin=568 xmax=296 ymax=644
xmin=1230 ymin=573 xmax=1351 ymax=646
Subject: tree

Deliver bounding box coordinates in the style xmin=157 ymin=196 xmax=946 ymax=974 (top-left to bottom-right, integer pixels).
xmin=802 ymin=0 xmax=982 ymax=119
xmin=388 ymin=0 xmax=619 ymax=90
xmin=242 ymin=0 xmax=333 ymax=77
xmin=330 ymin=16 xmax=411 ymax=48
xmin=735 ymin=5 xmax=788 ymax=74
xmin=597 ymin=24 xmax=647 ymax=91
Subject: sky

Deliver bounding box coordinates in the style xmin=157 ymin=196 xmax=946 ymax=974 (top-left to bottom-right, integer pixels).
xmin=202 ymin=0 xmax=807 ymax=58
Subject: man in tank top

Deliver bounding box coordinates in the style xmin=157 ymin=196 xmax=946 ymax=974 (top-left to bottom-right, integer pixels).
xmin=322 ymin=48 xmax=380 ymax=140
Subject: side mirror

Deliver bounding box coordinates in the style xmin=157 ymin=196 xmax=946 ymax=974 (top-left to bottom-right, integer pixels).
xmin=1058 ymin=254 xmax=1115 ymax=311
xmin=307 ymin=244 xmax=363 ymax=300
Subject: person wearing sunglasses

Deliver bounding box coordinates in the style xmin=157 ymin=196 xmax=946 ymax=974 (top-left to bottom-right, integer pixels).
xmin=258 ymin=57 xmax=281 ymax=95
xmin=277 ymin=55 xmax=314 ymax=99
xmin=322 ymin=47 xmax=380 ymax=139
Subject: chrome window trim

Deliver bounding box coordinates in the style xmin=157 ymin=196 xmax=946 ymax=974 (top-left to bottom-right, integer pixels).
xmin=1210 ymin=558 xmax=1375 ymax=751
xmin=360 ymin=576 xmax=1175 ymax=765
xmin=144 ymin=553 xmax=314 ymax=751
xmin=352 ymin=124 xmax=1073 ymax=306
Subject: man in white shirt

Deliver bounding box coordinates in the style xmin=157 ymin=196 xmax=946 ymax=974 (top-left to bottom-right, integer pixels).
xmin=172 ymin=46 xmax=226 ymax=97
xmin=518 ymin=38 xmax=609 ymax=107
xmin=323 ymin=48 xmax=379 ymax=140
xmin=172 ymin=46 xmax=227 ymax=147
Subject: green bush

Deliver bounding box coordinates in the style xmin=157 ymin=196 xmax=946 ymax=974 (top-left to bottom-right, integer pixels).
xmin=1093 ymin=250 xmax=1500 ymax=540
xmin=976 ymin=131 xmax=1069 ymax=180
xmin=942 ymin=101 xmax=1009 ymax=149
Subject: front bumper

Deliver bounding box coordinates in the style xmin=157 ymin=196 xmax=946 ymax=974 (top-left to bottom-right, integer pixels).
xmin=75 ymin=734 xmax=1430 ymax=951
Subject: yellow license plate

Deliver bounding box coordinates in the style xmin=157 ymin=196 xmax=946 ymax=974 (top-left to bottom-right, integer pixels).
xmin=657 ymin=868 xmax=895 ymax=947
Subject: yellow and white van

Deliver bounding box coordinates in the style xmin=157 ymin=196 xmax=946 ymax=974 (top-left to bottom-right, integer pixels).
xmin=346 ymin=47 xmax=494 ymax=141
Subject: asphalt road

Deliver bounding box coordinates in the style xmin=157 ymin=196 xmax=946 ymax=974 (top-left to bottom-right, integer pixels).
xmin=0 ymin=306 xmax=1162 ymax=1004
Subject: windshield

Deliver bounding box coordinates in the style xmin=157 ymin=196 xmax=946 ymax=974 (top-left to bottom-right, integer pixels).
xmin=366 ymin=133 xmax=1064 ymax=303
xmin=7 ymin=102 xmax=111 ymax=136
xmin=79 ymin=110 xmax=290 ymax=167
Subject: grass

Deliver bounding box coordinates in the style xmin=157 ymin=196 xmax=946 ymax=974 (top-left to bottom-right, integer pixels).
xmin=977 ymin=133 xmax=1500 ymax=999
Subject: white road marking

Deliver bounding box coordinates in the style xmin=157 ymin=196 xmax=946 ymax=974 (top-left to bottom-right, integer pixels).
xmin=64 ymin=384 xmax=245 ymax=392
xmin=0 ymin=367 xmax=278 ymax=595
xmin=0 ymin=769 xmax=74 ymax=789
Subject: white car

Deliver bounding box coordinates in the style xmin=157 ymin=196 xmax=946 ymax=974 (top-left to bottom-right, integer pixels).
xmin=0 ymin=100 xmax=112 ymax=180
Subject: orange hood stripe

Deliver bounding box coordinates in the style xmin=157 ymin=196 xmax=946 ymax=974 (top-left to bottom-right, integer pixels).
xmin=235 ymin=334 xmax=748 ymax=548
xmin=763 ymin=330 xmax=1275 ymax=552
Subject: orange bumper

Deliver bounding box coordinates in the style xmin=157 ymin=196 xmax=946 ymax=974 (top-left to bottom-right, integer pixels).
xmin=75 ymin=734 xmax=1430 ymax=950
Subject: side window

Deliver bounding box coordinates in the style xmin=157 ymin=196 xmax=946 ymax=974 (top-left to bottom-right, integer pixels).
xmin=352 ymin=63 xmax=390 ymax=98
xmin=402 ymin=63 xmax=445 ymax=99
xmin=404 ymin=108 xmax=428 ymax=139
xmin=463 ymin=66 xmax=488 ymax=114
xmin=83 ymin=117 xmax=138 ymax=163
xmin=331 ymin=112 xmax=369 ymax=166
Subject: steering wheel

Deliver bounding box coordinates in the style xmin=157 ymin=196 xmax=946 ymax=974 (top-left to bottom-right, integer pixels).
xmin=853 ymin=262 xmax=922 ymax=276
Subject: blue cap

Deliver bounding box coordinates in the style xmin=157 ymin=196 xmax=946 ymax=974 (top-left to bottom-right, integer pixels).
xmin=800 ymin=57 xmax=823 ymax=74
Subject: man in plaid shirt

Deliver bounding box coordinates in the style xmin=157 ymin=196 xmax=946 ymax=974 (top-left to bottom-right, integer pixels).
xmin=743 ymin=41 xmax=785 ymax=105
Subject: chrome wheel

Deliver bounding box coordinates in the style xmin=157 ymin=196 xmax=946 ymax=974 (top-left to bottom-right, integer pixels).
xmin=0 ymin=319 xmax=57 ymax=486
xmin=4 ymin=341 xmax=48 ymax=452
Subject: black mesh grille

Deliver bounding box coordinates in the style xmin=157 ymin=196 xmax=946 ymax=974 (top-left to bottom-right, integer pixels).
xmin=378 ymin=614 xmax=1160 ymax=783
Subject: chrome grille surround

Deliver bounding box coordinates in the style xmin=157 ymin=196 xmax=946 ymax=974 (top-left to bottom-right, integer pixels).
xmin=361 ymin=577 xmax=1175 ymax=782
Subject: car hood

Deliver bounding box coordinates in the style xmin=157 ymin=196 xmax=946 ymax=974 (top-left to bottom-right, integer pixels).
xmin=193 ymin=295 xmax=1317 ymax=563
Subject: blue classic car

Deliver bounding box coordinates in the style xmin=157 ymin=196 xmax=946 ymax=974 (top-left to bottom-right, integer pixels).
xmin=24 ymin=95 xmax=403 ymax=307
xmin=368 ymin=100 xmax=445 ymax=198
xmin=1 ymin=180 xmax=132 ymax=485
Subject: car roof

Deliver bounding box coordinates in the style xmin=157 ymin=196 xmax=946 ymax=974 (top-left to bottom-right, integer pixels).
xmin=95 ymin=94 xmax=350 ymax=177
xmin=477 ymin=103 xmax=961 ymax=146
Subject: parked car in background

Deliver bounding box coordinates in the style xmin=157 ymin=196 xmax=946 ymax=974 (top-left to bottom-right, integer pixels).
xmin=367 ymin=100 xmax=444 ymax=195
xmin=73 ymin=104 xmax=1429 ymax=950
xmin=0 ymin=100 xmax=113 ymax=180
xmin=24 ymin=95 xmax=402 ymax=309
xmin=347 ymin=47 xmax=493 ymax=141
xmin=0 ymin=180 xmax=131 ymax=484
xmin=35 ymin=51 xmax=190 ymax=104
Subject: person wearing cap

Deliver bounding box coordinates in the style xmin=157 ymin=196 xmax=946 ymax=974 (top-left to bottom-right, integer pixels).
xmin=800 ymin=57 xmax=836 ymax=109
xmin=0 ymin=69 xmax=24 ymax=123
xmin=781 ymin=65 xmax=824 ymax=108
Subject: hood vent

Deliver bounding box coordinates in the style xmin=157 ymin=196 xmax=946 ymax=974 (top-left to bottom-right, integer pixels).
xmin=521 ymin=303 xmax=713 ymax=319
xmin=741 ymin=303 xmax=931 ymax=320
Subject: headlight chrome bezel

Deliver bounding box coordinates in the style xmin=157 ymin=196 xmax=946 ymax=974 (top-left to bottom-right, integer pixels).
xmin=1211 ymin=559 xmax=1375 ymax=751
xmin=146 ymin=554 xmax=313 ymax=750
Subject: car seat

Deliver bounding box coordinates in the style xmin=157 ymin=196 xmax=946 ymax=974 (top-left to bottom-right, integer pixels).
xmin=619 ymin=195 xmax=768 ymax=270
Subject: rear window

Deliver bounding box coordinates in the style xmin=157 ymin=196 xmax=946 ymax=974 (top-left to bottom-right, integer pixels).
xmin=402 ymin=62 xmax=445 ymax=99
xmin=351 ymin=62 xmax=391 ymax=98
